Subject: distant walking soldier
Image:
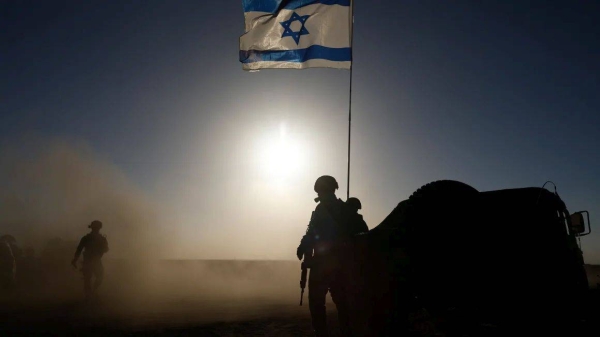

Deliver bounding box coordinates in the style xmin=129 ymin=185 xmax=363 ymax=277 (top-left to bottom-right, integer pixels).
xmin=1 ymin=235 xmax=22 ymax=262
xmin=0 ymin=236 xmax=16 ymax=290
xmin=72 ymin=220 xmax=109 ymax=300
xmin=297 ymin=176 xmax=365 ymax=337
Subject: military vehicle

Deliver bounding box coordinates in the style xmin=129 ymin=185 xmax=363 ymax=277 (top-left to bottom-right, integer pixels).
xmin=352 ymin=180 xmax=591 ymax=336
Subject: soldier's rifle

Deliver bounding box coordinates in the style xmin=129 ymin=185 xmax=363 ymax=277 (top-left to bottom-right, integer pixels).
xmin=299 ymin=211 xmax=315 ymax=306
xmin=300 ymin=260 xmax=308 ymax=306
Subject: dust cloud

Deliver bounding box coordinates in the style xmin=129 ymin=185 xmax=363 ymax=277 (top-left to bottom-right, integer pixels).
xmin=0 ymin=136 xmax=307 ymax=328
xmin=0 ymin=136 xmax=164 ymax=258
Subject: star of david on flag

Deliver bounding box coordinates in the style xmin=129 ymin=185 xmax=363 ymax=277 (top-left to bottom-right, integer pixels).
xmin=280 ymin=12 xmax=310 ymax=45
xmin=239 ymin=0 xmax=353 ymax=70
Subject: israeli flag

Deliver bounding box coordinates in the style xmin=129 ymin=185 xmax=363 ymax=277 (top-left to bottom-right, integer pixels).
xmin=240 ymin=0 xmax=352 ymax=70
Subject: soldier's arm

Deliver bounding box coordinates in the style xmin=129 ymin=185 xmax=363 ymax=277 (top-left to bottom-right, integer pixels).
xmin=297 ymin=211 xmax=317 ymax=260
xmin=73 ymin=237 xmax=85 ymax=262
xmin=103 ymin=236 xmax=109 ymax=253
xmin=297 ymin=232 xmax=313 ymax=260
xmin=303 ymin=211 xmax=320 ymax=245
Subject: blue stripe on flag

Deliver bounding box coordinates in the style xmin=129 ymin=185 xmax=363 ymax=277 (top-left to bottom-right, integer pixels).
xmin=242 ymin=0 xmax=350 ymax=13
xmin=240 ymin=45 xmax=351 ymax=64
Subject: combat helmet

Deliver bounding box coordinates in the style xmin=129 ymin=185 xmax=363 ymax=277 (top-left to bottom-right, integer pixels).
xmin=88 ymin=220 xmax=103 ymax=230
xmin=346 ymin=197 xmax=362 ymax=210
xmin=314 ymin=175 xmax=339 ymax=194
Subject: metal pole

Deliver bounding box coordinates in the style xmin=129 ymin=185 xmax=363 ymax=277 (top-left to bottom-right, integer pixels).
xmin=347 ymin=0 xmax=354 ymax=200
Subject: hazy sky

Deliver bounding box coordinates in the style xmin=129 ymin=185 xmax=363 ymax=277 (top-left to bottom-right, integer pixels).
xmin=2 ymin=1 xmax=599 ymax=262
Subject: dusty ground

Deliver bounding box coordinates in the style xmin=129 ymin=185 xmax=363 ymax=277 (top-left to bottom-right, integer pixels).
xmin=1 ymin=261 xmax=599 ymax=336
xmin=0 ymin=260 xmax=341 ymax=336
xmin=0 ymin=298 xmax=327 ymax=336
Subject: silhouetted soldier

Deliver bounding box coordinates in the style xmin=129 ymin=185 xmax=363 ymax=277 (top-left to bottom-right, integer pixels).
xmin=1 ymin=235 xmax=19 ymax=286
xmin=72 ymin=220 xmax=109 ymax=300
xmin=346 ymin=197 xmax=369 ymax=234
xmin=0 ymin=236 xmax=16 ymax=290
xmin=297 ymin=175 xmax=358 ymax=337
xmin=1 ymin=235 xmax=22 ymax=262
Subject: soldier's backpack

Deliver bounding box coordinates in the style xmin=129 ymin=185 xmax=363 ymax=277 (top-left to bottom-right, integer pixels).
xmin=329 ymin=199 xmax=369 ymax=237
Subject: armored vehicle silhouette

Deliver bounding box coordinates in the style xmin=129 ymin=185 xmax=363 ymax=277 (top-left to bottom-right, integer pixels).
xmin=355 ymin=180 xmax=591 ymax=335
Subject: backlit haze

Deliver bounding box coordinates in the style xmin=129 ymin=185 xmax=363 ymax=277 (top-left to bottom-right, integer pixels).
xmin=2 ymin=1 xmax=599 ymax=263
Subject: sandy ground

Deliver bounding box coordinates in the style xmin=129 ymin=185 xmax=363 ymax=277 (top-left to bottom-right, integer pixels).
xmin=0 ymin=298 xmax=326 ymax=336
xmin=1 ymin=261 xmax=599 ymax=336
xmin=0 ymin=260 xmax=342 ymax=336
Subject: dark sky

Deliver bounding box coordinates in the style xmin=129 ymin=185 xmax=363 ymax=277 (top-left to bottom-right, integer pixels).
xmin=2 ymin=0 xmax=599 ymax=261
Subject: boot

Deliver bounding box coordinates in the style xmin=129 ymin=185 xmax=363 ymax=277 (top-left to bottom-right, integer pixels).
xmin=314 ymin=329 xmax=329 ymax=337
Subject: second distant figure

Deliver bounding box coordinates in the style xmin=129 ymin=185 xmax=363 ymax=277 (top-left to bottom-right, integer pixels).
xmin=345 ymin=197 xmax=369 ymax=234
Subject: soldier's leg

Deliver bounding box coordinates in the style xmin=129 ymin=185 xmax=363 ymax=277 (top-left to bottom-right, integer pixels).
xmin=93 ymin=262 xmax=104 ymax=292
xmin=82 ymin=265 xmax=92 ymax=299
xmin=330 ymin=280 xmax=353 ymax=337
xmin=309 ymin=266 xmax=330 ymax=337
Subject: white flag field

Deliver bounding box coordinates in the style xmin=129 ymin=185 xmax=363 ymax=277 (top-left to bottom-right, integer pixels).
xmin=239 ymin=0 xmax=353 ymax=70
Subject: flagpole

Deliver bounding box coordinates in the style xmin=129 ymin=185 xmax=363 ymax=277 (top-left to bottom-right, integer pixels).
xmin=347 ymin=0 xmax=354 ymax=201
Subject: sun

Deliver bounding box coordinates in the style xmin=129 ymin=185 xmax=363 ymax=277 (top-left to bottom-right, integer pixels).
xmin=263 ymin=140 xmax=301 ymax=179
xmin=258 ymin=124 xmax=305 ymax=182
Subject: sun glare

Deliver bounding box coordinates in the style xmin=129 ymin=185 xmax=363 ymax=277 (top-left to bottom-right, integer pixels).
xmin=258 ymin=124 xmax=305 ymax=182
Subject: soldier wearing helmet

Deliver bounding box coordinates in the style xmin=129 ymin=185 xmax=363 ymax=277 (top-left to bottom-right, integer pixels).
xmin=0 ymin=235 xmax=16 ymax=290
xmin=346 ymin=197 xmax=369 ymax=234
xmin=297 ymin=175 xmax=354 ymax=337
xmin=72 ymin=220 xmax=109 ymax=300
